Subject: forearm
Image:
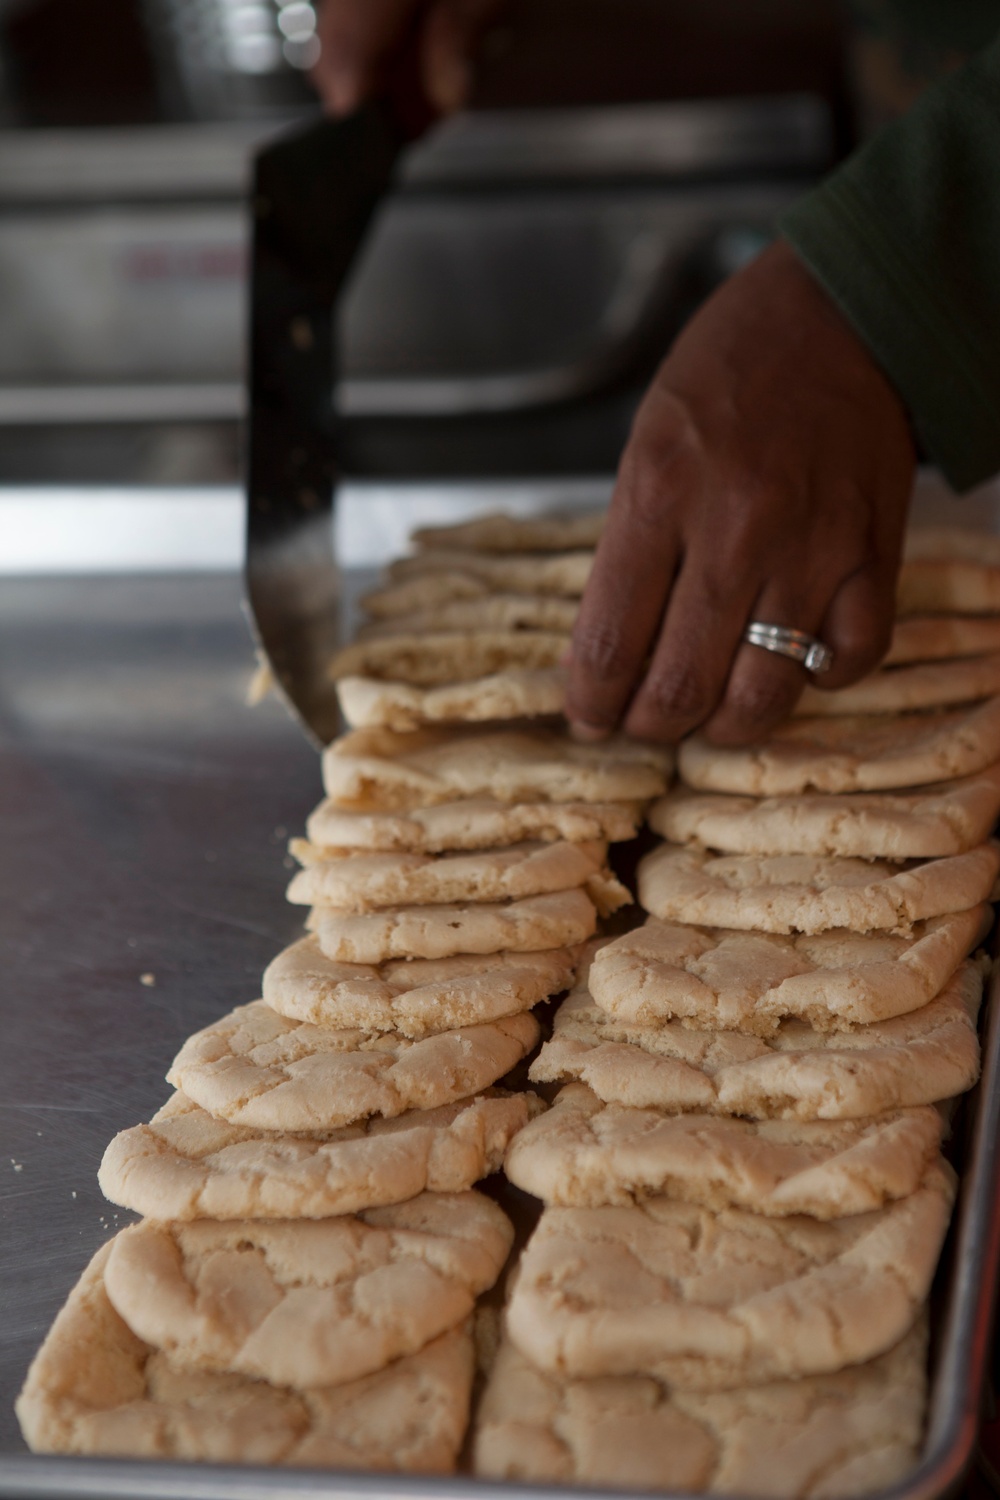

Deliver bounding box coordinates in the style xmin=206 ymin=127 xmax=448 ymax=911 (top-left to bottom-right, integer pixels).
xmin=780 ymin=28 xmax=1000 ymax=492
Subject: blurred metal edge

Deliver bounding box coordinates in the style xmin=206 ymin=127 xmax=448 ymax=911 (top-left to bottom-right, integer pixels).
xmin=3 ymin=955 xmax=1000 ymax=1500
xmin=399 ymin=94 xmax=832 ymax=187
xmin=0 ymin=96 xmax=829 ymax=205
xmin=243 ymin=105 xmax=404 ymax=750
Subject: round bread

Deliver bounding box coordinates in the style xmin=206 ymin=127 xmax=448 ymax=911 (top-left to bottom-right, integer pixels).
xmin=529 ymin=964 xmax=982 ymax=1121
xmin=166 ymin=1001 xmax=540 ymax=1132
xmin=474 ymin=1324 xmax=926 ymax=1496
xmin=98 ymin=1089 xmax=536 ymax=1220
xmin=263 ymin=938 xmax=577 ymax=1038
xmin=637 ymin=842 xmax=999 ymax=935
xmin=103 ymin=1192 xmax=511 ymax=1388
xmin=16 ymin=1242 xmax=473 ymax=1469
xmin=506 ymin=1164 xmax=954 ymax=1390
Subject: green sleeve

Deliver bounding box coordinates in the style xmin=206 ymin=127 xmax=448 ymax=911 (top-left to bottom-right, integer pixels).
xmin=779 ymin=29 xmax=1000 ymax=492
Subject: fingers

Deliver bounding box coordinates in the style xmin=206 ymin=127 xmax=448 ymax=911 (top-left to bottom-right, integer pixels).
xmin=701 ymin=563 xmax=898 ymax=745
xmin=818 ymin=564 xmax=897 ymax=684
xmin=625 ymin=560 xmax=798 ymax=746
xmin=421 ymin=0 xmax=506 ymax=112
xmin=312 ymin=0 xmax=421 ymax=113
xmin=698 ymin=581 xmax=831 ymax=746
xmin=563 ymin=445 xmax=683 ymax=740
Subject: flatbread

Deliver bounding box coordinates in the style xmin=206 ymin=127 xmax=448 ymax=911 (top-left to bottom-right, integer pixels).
xmin=99 ymin=1089 xmax=536 ymax=1220
xmin=103 ymin=1192 xmax=511 ymax=1388
xmin=678 ymin=697 xmax=1000 ymax=796
xmin=410 ymin=511 xmax=605 ymax=553
xmin=16 ymin=1242 xmax=472 ymax=1470
xmin=360 ymin=553 xmax=593 ymax=618
xmin=474 ymin=1324 xmax=925 ymax=1496
xmin=637 ymin=842 xmax=999 ymax=934
xmin=327 ymin=631 xmax=568 ymax=686
xmin=302 ymin=797 xmax=643 ymax=853
xmin=357 ymin=595 xmax=580 ymax=639
xmin=803 ymin=651 xmax=1000 ymax=720
xmin=306 ymin=888 xmax=598 ymax=964
xmin=649 ymin=765 xmax=1000 ymax=860
xmin=323 ymin=726 xmax=672 ymax=811
xmin=505 ymin=1162 xmax=953 ymax=1389
xmin=386 ymin=548 xmax=593 ymax=593
xmin=504 ymin=1083 xmax=943 ymax=1219
xmin=287 ymin=838 xmax=611 ymax=911
xmin=336 ymin=668 xmax=567 ymax=731
xmin=903 ymin=526 xmax=1000 ymax=564
xmin=361 ymin=573 xmax=494 ymax=619
xmin=897 ymin=557 xmax=1000 ymax=614
xmin=263 ymin=938 xmax=578 ymax=1038
xmin=529 ymin=963 xmax=982 ymax=1121
xmin=166 ymin=1001 xmax=540 ymax=1132
xmin=795 ymin=652 xmax=1000 ymax=717
xmin=589 ymin=910 xmax=989 ymax=1033
xmin=885 ymin=614 xmax=1000 ymax=666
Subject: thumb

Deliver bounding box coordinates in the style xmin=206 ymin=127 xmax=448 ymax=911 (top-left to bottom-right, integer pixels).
xmin=420 ymin=0 xmax=506 ymax=113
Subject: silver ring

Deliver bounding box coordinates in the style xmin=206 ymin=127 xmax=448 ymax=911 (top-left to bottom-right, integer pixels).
xmin=742 ymin=621 xmax=834 ymax=675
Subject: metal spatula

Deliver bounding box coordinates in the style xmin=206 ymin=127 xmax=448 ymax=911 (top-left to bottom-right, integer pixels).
xmin=244 ymin=102 xmax=405 ymax=749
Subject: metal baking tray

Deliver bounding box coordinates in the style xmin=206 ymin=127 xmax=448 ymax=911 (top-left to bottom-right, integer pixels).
xmin=2 ymin=490 xmax=1000 ymax=1499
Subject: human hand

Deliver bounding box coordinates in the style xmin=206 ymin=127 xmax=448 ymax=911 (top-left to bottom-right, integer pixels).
xmin=312 ymin=0 xmax=507 ymax=117
xmin=564 ymin=238 xmax=917 ymax=747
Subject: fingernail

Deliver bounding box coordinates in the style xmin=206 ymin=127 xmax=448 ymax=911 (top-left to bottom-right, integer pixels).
xmin=568 ymin=719 xmax=612 ymax=743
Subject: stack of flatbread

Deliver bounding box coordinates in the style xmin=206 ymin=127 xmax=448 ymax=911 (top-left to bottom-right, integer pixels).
xmin=478 ymin=531 xmax=1000 ymax=1495
xmin=15 ymin=509 xmax=677 ymax=1473
xmin=18 ymin=985 xmax=542 ymax=1475
xmin=329 ymin=509 xmax=605 ymax=731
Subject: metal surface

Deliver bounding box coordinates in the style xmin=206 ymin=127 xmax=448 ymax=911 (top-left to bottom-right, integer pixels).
xmin=0 ymin=96 xmax=822 ymax=437
xmin=399 ymin=94 xmax=832 ymax=186
xmin=0 ymin=386 xmax=244 ymax=426
xmin=0 ymin=123 xmax=271 ymax=204
xmin=0 ymin=102 xmax=816 ymax=445
xmin=0 ymin=183 xmax=798 ymax=427
xmin=336 ymin=186 xmax=797 ymax=420
xmin=0 ymin=98 xmax=829 ymax=206
xmin=742 ymin=622 xmax=834 ymax=675
xmin=1 ymin=538 xmax=999 ymax=1496
xmin=245 ymin=108 xmax=404 ymax=747
xmin=0 ymin=572 xmax=318 ymax=1474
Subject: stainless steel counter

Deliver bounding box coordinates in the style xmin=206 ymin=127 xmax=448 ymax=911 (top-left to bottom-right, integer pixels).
xmin=0 ymin=572 xmax=318 ymax=1453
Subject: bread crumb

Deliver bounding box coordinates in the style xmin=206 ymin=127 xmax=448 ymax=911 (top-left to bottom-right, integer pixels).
xmin=140 ymin=973 xmax=156 ymax=988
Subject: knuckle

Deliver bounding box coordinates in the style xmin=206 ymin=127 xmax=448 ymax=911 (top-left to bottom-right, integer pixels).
xmin=639 ymin=661 xmax=716 ymax=727
xmin=695 ymin=566 xmax=740 ymax=616
xmin=570 ymin=618 xmax=636 ymax=684
xmin=829 ymin=638 xmax=889 ymax=686
xmin=722 ymin=671 xmax=798 ymax=735
xmin=835 ymin=616 xmax=890 ymax=671
xmin=616 ymin=408 xmax=701 ymax=533
xmin=616 ymin=468 xmax=672 ymax=538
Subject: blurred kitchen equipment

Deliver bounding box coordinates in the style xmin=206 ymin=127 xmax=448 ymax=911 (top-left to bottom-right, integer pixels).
xmin=0 ymin=92 xmax=829 ymax=486
xmin=139 ymin=0 xmax=318 ymax=119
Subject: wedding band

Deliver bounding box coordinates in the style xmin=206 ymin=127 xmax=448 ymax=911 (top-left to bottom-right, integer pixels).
xmin=742 ymin=622 xmax=834 ymax=675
